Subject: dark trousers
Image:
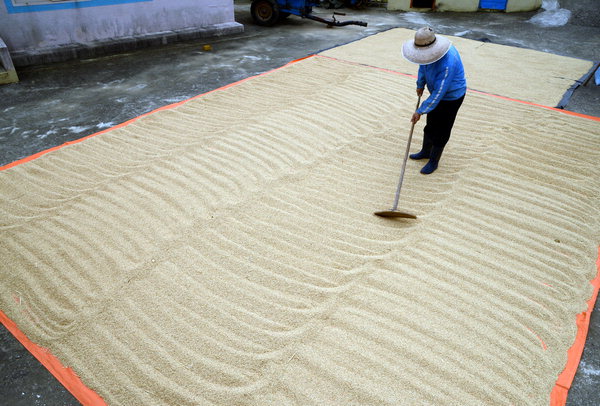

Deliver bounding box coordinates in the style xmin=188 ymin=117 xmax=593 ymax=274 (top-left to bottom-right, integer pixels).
xmin=423 ymin=94 xmax=465 ymax=148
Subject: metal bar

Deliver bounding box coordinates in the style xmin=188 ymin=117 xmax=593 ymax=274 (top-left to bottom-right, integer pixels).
xmin=303 ymin=14 xmax=367 ymax=27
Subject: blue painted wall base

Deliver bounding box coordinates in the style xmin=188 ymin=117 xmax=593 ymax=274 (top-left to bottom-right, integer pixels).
xmin=479 ymin=0 xmax=507 ymax=10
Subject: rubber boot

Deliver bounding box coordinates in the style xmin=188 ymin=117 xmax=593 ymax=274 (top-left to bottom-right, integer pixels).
xmin=409 ymin=135 xmax=432 ymax=160
xmin=420 ymin=145 xmax=444 ymax=175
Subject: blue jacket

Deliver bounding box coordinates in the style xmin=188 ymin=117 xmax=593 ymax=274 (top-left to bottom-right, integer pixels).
xmin=416 ymin=45 xmax=467 ymax=115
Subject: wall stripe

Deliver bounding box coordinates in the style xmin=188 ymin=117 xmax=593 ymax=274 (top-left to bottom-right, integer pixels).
xmin=4 ymin=0 xmax=151 ymax=14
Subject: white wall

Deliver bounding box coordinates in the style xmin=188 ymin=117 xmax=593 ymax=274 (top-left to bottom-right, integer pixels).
xmin=0 ymin=0 xmax=239 ymax=53
xmin=506 ymin=0 xmax=542 ymax=12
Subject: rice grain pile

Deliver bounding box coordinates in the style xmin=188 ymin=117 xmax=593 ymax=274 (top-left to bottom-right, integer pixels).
xmin=1 ymin=50 xmax=599 ymax=405
xmin=320 ymin=28 xmax=593 ymax=107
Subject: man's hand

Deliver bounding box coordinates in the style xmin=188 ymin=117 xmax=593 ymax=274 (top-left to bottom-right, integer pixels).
xmin=411 ymin=112 xmax=421 ymax=124
xmin=416 ymin=88 xmax=424 ymax=97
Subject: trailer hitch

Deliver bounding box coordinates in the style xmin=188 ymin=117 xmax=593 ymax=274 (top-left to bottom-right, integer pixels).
xmin=304 ymin=11 xmax=367 ymax=27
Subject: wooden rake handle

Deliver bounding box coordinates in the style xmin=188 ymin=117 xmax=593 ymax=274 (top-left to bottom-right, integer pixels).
xmin=390 ymin=95 xmax=422 ymax=211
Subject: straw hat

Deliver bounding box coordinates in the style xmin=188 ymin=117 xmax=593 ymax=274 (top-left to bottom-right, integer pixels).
xmin=402 ymin=27 xmax=451 ymax=65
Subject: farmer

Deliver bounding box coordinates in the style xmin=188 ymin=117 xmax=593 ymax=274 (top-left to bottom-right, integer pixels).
xmin=402 ymin=27 xmax=467 ymax=174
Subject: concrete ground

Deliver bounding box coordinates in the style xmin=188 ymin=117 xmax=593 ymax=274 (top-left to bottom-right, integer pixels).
xmin=1 ymin=0 xmax=599 ymax=404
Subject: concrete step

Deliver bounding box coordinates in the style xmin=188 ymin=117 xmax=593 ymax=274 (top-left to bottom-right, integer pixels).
xmin=0 ymin=36 xmax=18 ymax=85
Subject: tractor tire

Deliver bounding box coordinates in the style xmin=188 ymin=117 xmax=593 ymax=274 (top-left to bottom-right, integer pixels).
xmin=251 ymin=0 xmax=280 ymax=26
xmin=347 ymin=0 xmax=367 ymax=8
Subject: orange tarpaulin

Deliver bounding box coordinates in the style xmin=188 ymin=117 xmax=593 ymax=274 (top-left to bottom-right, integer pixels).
xmin=1 ymin=54 xmax=599 ymax=406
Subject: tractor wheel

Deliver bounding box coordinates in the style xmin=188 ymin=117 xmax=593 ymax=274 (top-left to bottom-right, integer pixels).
xmin=348 ymin=0 xmax=367 ymax=8
xmin=251 ymin=0 xmax=280 ymax=26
